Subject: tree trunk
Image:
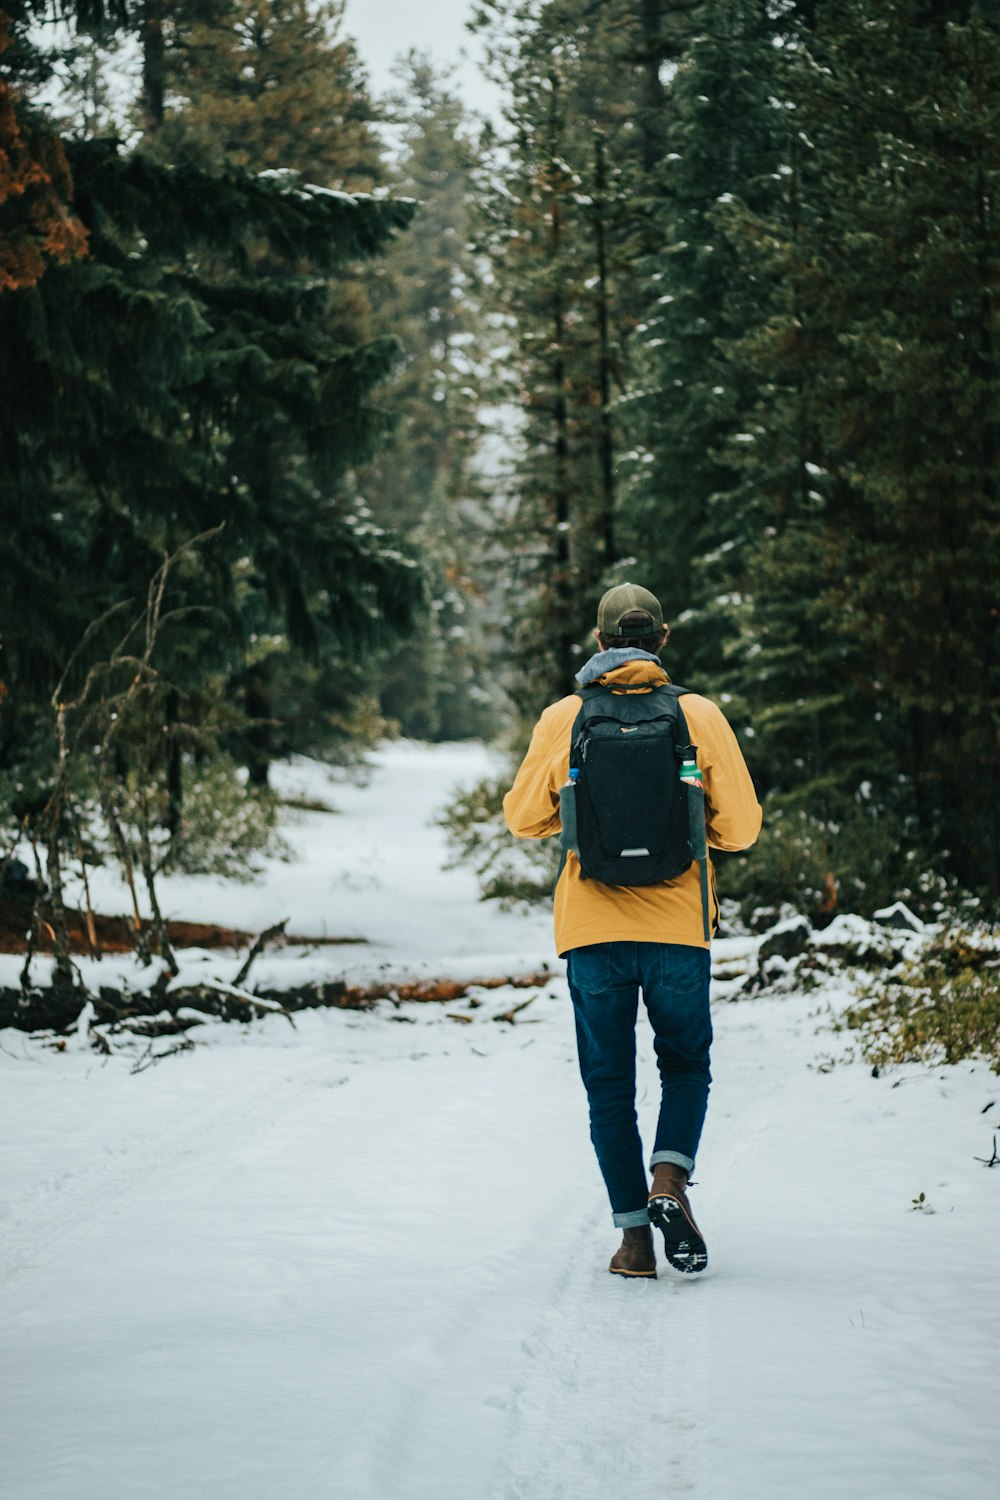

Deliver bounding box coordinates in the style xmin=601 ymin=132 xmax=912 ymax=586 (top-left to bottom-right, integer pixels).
xmin=593 ymin=133 xmax=616 ymax=569
xmin=141 ymin=1 xmax=166 ymax=138
xmin=972 ymin=145 xmax=999 ymax=904
xmin=245 ymin=669 xmax=272 ymax=789
xmin=639 ymin=0 xmax=665 ymax=173
xmin=165 ymin=688 xmax=183 ymax=840
xmin=138 ymin=787 xmax=179 ymax=980
xmin=548 ymin=71 xmax=574 ymax=695
xmin=45 ymin=823 xmax=74 ymax=989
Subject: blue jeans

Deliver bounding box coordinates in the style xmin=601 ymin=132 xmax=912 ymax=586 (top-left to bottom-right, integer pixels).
xmin=566 ymin=941 xmax=713 ymax=1229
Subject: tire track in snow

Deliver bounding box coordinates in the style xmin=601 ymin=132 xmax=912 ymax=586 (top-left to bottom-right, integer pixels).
xmin=488 ymin=1207 xmax=711 ymax=1500
xmin=0 ymin=1052 xmax=349 ymax=1308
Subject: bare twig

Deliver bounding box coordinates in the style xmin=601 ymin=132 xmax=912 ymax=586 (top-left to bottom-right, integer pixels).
xmin=973 ymin=1132 xmax=999 ymax=1168
xmin=145 ymin=549 xmax=170 ymax=661
xmin=50 ymin=599 xmax=133 ymax=710
xmin=130 ymin=1036 xmax=196 ymax=1074
xmin=492 ymin=995 xmax=538 ymax=1025
xmin=137 ymin=782 xmax=178 ymax=977
xmin=89 ymin=1026 xmax=112 ymax=1057
xmin=74 ymin=819 xmax=99 ymax=959
xmin=86 ymin=531 xmax=221 ymax=964
xmin=105 ymin=527 xmax=224 ymax=672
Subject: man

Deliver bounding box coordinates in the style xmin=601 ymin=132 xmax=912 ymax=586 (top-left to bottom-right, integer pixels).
xmin=503 ymin=583 xmax=761 ymax=1278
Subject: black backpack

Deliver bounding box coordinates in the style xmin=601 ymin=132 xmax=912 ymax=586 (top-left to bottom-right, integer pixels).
xmin=568 ymin=679 xmax=697 ymax=887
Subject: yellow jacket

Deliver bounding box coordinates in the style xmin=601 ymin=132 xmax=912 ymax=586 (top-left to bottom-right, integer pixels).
xmin=503 ymin=659 xmax=762 ymax=955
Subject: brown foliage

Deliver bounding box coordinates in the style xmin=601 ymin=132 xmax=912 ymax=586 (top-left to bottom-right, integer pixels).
xmin=0 ymin=11 xmax=89 ymax=291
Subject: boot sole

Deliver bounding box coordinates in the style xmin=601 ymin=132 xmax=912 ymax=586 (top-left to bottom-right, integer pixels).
xmin=608 ymin=1266 xmax=657 ymax=1279
xmin=648 ymin=1194 xmax=708 ymax=1275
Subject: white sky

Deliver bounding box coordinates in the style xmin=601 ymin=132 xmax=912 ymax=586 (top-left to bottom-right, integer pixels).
xmin=342 ymin=0 xmax=502 ymax=119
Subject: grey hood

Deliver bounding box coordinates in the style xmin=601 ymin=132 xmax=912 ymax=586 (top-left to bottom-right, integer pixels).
xmin=575 ymin=648 xmax=663 ymax=687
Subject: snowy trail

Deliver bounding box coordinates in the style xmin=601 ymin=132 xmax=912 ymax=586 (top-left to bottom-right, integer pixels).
xmin=2 ymin=743 xmax=999 ymax=1500
xmin=0 ymin=1042 xmax=349 ymax=1305
xmin=487 ymin=1224 xmax=710 ymax=1500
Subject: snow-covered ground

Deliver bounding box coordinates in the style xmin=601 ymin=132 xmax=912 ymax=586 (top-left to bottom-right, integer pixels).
xmin=2 ymin=742 xmax=998 ymax=1500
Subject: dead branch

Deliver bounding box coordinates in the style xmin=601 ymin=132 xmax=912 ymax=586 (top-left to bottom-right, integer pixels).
xmin=145 ymin=548 xmax=170 ymax=661
xmin=136 ymin=782 xmax=178 ymax=979
xmin=130 ymin=1036 xmax=196 ymax=1074
xmin=117 ymin=1014 xmax=206 ymax=1038
xmin=974 ymin=1132 xmax=999 ymax=1168
xmin=89 ymin=1025 xmax=112 ymax=1057
xmin=168 ymin=979 xmax=296 ymax=1026
xmin=233 ymin=918 xmax=289 ymax=989
xmin=492 ymin=995 xmax=538 ymax=1025
xmin=50 ymin=599 xmax=133 ymax=710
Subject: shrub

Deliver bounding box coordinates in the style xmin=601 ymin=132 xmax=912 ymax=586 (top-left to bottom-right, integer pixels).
xmin=439 ymin=772 xmax=559 ymax=905
xmin=717 ymin=799 xmax=973 ymax=929
xmin=136 ymin=754 xmax=290 ymax=883
xmin=839 ymin=927 xmax=1000 ymax=1072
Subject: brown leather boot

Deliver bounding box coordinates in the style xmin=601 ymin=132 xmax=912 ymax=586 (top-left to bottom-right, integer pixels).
xmin=608 ymin=1224 xmax=657 ymax=1279
xmin=648 ymin=1164 xmax=708 ymax=1275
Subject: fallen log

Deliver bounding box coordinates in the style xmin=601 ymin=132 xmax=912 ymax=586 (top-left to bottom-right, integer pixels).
xmin=0 ymin=968 xmax=555 ymax=1034
xmin=0 ymin=896 xmax=364 ymax=957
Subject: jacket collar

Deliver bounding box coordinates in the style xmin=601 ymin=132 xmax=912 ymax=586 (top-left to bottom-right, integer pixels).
xmin=575 ymin=649 xmax=670 ymax=688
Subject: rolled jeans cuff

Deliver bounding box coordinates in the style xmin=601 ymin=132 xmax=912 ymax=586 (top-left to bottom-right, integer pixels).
xmin=612 ymin=1207 xmax=651 ymax=1229
xmin=650 ymin=1149 xmax=695 ymax=1174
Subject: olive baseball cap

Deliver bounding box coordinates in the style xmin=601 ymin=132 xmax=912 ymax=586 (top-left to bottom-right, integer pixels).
xmin=596 ymin=582 xmax=664 ymax=636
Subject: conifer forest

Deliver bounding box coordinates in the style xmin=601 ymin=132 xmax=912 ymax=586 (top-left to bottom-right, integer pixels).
xmin=4 ymin=12 xmax=1000 ymax=1495
xmin=2 ymin=0 xmax=999 ymax=978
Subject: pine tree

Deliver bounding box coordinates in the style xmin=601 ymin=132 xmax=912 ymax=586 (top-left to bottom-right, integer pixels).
xmin=155 ymin=0 xmax=383 ymax=190
xmin=129 ymin=0 xmax=422 ymax=777
xmin=620 ymin=0 xmax=782 ymax=691
xmin=777 ymin=0 xmax=1000 ymax=900
xmin=704 ymin=0 xmax=1000 ymax=908
xmin=0 ymin=139 xmax=421 ymax=736
xmin=472 ymin=0 xmax=655 ymax=711
xmin=352 ymin=53 xmax=498 ymax=741
xmin=1 ymin=0 xmax=423 ymax=924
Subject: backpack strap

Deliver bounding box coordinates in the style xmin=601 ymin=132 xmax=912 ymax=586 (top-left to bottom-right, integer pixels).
xmin=578 ymin=678 xmax=678 ymax=700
